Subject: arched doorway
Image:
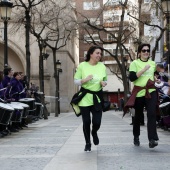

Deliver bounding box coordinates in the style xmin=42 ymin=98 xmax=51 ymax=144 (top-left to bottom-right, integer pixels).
xmin=0 ymin=42 xmax=24 ymax=72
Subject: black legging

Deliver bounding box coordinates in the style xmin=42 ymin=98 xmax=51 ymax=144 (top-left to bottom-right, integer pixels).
xmin=79 ymin=105 xmax=102 ymax=144
xmin=133 ymin=91 xmax=159 ymax=141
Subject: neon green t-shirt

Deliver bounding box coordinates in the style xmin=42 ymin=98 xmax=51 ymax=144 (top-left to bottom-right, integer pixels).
xmin=74 ymin=61 xmax=107 ymax=106
xmin=129 ymin=58 xmax=156 ymax=97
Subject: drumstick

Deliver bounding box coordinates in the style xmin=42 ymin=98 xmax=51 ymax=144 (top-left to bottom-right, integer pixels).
xmin=0 ymin=87 xmax=7 ymax=91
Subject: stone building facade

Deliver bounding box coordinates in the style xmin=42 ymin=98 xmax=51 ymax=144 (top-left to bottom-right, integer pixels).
xmin=0 ymin=1 xmax=79 ymax=113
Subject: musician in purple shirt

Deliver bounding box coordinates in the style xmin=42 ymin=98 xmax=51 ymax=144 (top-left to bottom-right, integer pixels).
xmin=10 ymin=72 xmax=24 ymax=101
xmin=2 ymin=67 xmax=13 ymax=88
xmin=0 ymin=71 xmax=4 ymax=99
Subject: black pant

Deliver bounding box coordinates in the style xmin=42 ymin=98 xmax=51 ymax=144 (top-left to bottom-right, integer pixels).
xmin=133 ymin=91 xmax=159 ymax=141
xmin=80 ymin=105 xmax=102 ymax=144
xmin=132 ymin=112 xmax=144 ymax=124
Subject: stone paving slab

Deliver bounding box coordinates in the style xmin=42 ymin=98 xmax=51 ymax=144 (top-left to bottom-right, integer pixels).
xmin=0 ymin=111 xmax=170 ymax=170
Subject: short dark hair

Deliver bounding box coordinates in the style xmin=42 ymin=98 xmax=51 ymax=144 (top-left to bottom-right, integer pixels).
xmin=0 ymin=71 xmax=3 ymax=82
xmin=3 ymin=67 xmax=12 ymax=76
xmin=137 ymin=43 xmax=150 ymax=58
xmin=156 ymin=63 xmax=164 ymax=69
xmin=85 ymin=46 xmax=103 ymax=61
xmin=13 ymin=72 xmax=20 ymax=78
xmin=137 ymin=43 xmax=150 ymax=53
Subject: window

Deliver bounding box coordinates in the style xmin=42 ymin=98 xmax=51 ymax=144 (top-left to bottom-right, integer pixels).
xmin=84 ymin=34 xmax=100 ymax=42
xmin=84 ymin=51 xmax=87 ymax=58
xmin=104 ymin=0 xmax=125 ymax=6
xmin=104 ymin=49 xmax=113 ymax=56
xmin=104 ymin=11 xmax=121 ymax=22
xmin=107 ymin=34 xmax=116 ymax=41
xmin=113 ymin=48 xmax=120 ymax=55
xmin=113 ymin=48 xmax=128 ymax=55
xmin=104 ymin=0 xmax=119 ymax=6
xmin=89 ymin=18 xmax=100 ymax=25
xmin=83 ymin=1 xmax=100 ymax=10
xmin=124 ymin=48 xmax=129 ymax=55
xmin=124 ymin=12 xmax=129 ymax=21
xmin=144 ymin=0 xmax=150 ymax=3
xmin=113 ymin=14 xmax=120 ymax=21
xmin=70 ymin=1 xmax=76 ymax=8
xmin=85 ymin=18 xmax=100 ymax=25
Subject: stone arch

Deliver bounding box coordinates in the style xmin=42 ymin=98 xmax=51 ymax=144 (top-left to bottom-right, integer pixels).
xmin=0 ymin=40 xmax=26 ymax=73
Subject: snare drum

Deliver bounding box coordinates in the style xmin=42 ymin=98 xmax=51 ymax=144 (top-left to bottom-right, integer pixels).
xmin=159 ymin=102 xmax=170 ymax=116
xmin=7 ymin=103 xmax=23 ymax=122
xmin=11 ymin=102 xmax=29 ymax=119
xmin=0 ymin=103 xmax=14 ymax=125
xmin=19 ymin=98 xmax=35 ymax=111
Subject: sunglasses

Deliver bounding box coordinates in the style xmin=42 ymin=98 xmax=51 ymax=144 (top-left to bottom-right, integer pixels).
xmin=141 ymin=49 xmax=150 ymax=53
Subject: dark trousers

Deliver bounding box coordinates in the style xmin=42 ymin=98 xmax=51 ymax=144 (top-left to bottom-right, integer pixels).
xmin=133 ymin=91 xmax=159 ymax=141
xmin=131 ymin=112 xmax=144 ymax=124
xmin=80 ymin=105 xmax=102 ymax=144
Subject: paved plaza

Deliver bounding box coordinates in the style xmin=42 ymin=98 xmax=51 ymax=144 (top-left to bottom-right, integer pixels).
xmin=0 ymin=110 xmax=170 ymax=170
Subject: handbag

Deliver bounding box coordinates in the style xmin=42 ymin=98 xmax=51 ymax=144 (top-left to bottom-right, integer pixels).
xmin=103 ymin=101 xmax=111 ymax=112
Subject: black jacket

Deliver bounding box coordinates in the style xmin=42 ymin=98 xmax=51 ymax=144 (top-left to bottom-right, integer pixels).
xmin=70 ymin=87 xmax=104 ymax=116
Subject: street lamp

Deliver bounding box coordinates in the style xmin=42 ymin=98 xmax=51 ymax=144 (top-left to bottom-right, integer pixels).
xmin=55 ymin=60 xmax=62 ymax=117
xmin=39 ymin=40 xmax=49 ymax=93
xmin=0 ymin=0 xmax=13 ymax=68
xmin=42 ymin=43 xmax=49 ymax=60
xmin=161 ymin=0 xmax=170 ymax=73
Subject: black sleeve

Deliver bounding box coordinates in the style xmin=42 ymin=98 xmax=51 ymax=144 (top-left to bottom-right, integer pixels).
xmin=129 ymin=71 xmax=138 ymax=82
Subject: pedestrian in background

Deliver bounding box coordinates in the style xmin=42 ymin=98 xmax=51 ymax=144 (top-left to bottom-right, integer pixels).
xmin=119 ymin=97 xmax=124 ymax=111
xmin=74 ymin=46 xmax=107 ymax=152
xmin=125 ymin=43 xmax=159 ymax=148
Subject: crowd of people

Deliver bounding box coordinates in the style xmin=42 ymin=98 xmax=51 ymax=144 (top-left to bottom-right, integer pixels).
xmin=0 ymin=67 xmax=29 ymax=137
xmin=72 ymin=44 xmax=170 ymax=152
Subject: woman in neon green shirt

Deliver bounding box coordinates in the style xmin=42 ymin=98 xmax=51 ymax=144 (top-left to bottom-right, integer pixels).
xmin=129 ymin=43 xmax=159 ymax=148
xmin=74 ymin=46 xmax=107 ymax=152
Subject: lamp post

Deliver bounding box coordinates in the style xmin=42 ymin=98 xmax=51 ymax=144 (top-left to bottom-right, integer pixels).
xmin=0 ymin=0 xmax=13 ymax=68
xmin=161 ymin=0 xmax=170 ymax=74
xmin=55 ymin=60 xmax=62 ymax=117
xmin=39 ymin=40 xmax=49 ymax=93
xmin=38 ymin=40 xmax=49 ymax=119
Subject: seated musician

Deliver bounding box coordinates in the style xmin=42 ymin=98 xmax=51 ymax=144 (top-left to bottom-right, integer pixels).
xmin=18 ymin=72 xmax=27 ymax=98
xmin=9 ymin=72 xmax=24 ymax=101
xmin=0 ymin=71 xmax=8 ymax=137
xmin=2 ymin=67 xmax=13 ymax=88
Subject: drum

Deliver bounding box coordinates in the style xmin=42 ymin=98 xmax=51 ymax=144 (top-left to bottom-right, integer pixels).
xmin=0 ymin=103 xmax=14 ymax=125
xmin=155 ymin=81 xmax=164 ymax=88
xmin=35 ymin=102 xmax=44 ymax=117
xmin=11 ymin=102 xmax=29 ymax=119
xmin=19 ymin=98 xmax=36 ymax=111
xmin=159 ymin=102 xmax=170 ymax=116
xmin=7 ymin=103 xmax=23 ymax=122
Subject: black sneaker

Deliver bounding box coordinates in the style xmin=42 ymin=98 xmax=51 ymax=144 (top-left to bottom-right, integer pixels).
xmin=134 ymin=137 xmax=140 ymax=146
xmin=92 ymin=131 xmax=99 ymax=145
xmin=149 ymin=140 xmax=158 ymax=148
xmin=84 ymin=143 xmax=91 ymax=152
